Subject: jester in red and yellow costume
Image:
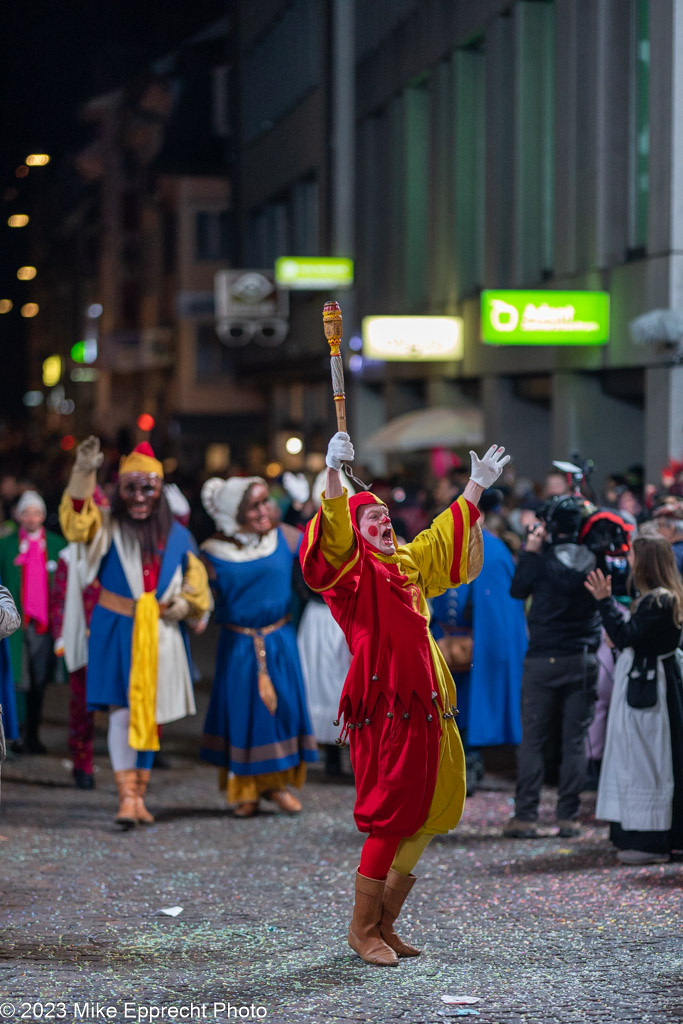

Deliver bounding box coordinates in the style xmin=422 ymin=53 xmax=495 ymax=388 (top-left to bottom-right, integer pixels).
xmin=300 ymin=432 xmax=510 ymax=966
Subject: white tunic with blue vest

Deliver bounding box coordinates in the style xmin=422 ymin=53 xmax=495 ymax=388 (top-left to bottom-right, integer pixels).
xmin=86 ymin=520 xmax=197 ymax=723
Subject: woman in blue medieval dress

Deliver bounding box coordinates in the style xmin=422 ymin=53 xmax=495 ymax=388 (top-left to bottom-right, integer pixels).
xmin=199 ymin=476 xmax=318 ymax=817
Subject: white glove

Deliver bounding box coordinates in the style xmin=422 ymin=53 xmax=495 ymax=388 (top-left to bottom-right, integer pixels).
xmin=282 ymin=472 xmax=310 ymax=505
xmin=469 ymin=445 xmax=511 ymax=487
xmin=164 ymin=483 xmax=190 ymax=521
xmin=74 ymin=436 xmax=104 ymax=473
xmin=163 ymin=593 xmax=190 ymax=622
xmin=326 ymin=431 xmax=354 ymax=471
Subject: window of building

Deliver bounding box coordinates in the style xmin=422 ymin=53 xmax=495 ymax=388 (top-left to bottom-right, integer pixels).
xmin=246 ymin=198 xmax=290 ymax=268
xmin=242 ymin=0 xmax=323 ymax=143
xmin=291 ymin=178 xmax=319 ymax=256
xmin=195 ymin=321 xmax=234 ymax=380
xmin=513 ymin=0 xmax=555 ymax=280
xmin=628 ymin=0 xmax=649 ymax=251
xmin=403 ymin=77 xmax=431 ymax=310
xmin=162 ymin=209 xmax=176 ymax=274
xmin=211 ymin=65 xmax=230 ymax=138
xmin=453 ymin=43 xmax=486 ymax=299
xmin=196 ymin=210 xmax=233 ymax=261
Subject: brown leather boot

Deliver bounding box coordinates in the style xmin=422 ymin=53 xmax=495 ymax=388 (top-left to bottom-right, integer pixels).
xmin=114 ymin=770 xmax=138 ymax=830
xmin=136 ymin=769 xmax=155 ymax=825
xmin=347 ymin=871 xmax=399 ymax=966
xmin=380 ymin=868 xmax=420 ymax=956
xmin=263 ymin=789 xmax=302 ymax=814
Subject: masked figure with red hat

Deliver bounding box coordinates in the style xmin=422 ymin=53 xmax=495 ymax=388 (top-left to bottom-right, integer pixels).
xmin=59 ymin=436 xmax=211 ymax=828
xmin=299 ymin=431 xmax=510 ymax=966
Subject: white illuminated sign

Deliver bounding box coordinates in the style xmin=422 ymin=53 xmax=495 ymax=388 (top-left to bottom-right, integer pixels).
xmin=362 ymin=316 xmax=463 ymax=361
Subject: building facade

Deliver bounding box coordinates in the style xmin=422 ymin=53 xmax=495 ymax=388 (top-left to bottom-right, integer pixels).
xmin=235 ymin=0 xmax=683 ymax=491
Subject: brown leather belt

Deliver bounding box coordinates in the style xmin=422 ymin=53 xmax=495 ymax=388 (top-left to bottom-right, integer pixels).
xmin=222 ymin=616 xmax=290 ymax=716
xmin=98 ymin=587 xmax=169 ymax=618
xmin=222 ymin=615 xmax=290 ymax=638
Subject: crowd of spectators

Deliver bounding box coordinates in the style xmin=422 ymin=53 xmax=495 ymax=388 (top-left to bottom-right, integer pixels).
xmin=0 ymin=428 xmax=681 ymax=864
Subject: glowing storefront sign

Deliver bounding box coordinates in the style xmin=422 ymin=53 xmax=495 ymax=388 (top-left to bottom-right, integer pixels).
xmin=362 ymin=316 xmax=463 ymax=361
xmin=275 ymin=256 xmax=354 ymax=290
xmin=481 ymin=290 xmax=610 ymax=345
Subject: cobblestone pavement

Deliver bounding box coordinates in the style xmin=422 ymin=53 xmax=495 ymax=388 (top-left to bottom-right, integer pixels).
xmin=0 ymin=682 xmax=681 ymax=1024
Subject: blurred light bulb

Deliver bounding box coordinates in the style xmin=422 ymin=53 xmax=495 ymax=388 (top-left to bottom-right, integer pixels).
xmin=42 ymin=355 xmax=62 ymax=387
xmin=285 ymin=437 xmax=303 ymax=455
xmin=17 ymin=266 xmax=37 ymax=281
xmin=0 ymin=300 xmax=13 ymax=314
xmin=21 ymin=303 xmax=39 ymax=318
xmin=25 ymin=154 xmax=50 ymax=166
xmin=8 ymin=214 xmax=29 ymax=228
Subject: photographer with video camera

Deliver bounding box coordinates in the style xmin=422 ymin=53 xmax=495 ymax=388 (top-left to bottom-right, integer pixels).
xmin=503 ymin=487 xmax=601 ymax=838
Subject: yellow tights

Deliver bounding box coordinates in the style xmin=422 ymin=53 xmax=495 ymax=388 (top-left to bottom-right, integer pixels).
xmin=390 ymin=831 xmax=434 ymax=876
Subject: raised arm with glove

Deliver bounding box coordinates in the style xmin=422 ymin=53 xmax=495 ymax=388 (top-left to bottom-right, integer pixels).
xmin=67 ymin=436 xmax=104 ymax=500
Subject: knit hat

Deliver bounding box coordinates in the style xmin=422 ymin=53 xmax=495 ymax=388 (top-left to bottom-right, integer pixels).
xmin=201 ymin=476 xmax=265 ymax=536
xmin=119 ymin=441 xmax=163 ymax=478
xmin=15 ymin=489 xmax=46 ymax=518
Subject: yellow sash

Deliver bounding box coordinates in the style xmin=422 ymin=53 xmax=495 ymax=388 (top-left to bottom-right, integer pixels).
xmin=128 ymin=591 xmax=160 ymax=751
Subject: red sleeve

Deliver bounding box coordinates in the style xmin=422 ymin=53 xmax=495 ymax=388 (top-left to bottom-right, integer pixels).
xmin=49 ymin=556 xmax=68 ymax=639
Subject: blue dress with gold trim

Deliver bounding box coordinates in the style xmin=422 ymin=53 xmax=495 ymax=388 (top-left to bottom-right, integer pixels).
xmin=200 ymin=528 xmax=318 ymax=774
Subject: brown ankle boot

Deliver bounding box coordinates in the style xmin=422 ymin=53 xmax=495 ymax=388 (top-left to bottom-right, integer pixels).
xmin=380 ymin=868 xmax=420 ymax=956
xmin=347 ymin=871 xmax=399 ymax=966
xmin=114 ymin=769 xmax=138 ymax=829
xmin=136 ymin=769 xmax=155 ymax=825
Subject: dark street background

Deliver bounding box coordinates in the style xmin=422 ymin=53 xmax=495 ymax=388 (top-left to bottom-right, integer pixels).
xmin=0 ymin=627 xmax=681 ymax=1024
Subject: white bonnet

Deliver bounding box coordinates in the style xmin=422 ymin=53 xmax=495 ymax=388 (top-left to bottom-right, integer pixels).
xmin=16 ymin=489 xmax=46 ymax=518
xmin=201 ymin=476 xmax=265 ymax=536
xmin=311 ymin=468 xmax=355 ymax=509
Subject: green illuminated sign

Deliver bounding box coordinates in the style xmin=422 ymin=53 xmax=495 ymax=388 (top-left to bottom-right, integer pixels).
xmin=275 ymin=256 xmax=354 ymax=290
xmin=481 ymin=290 xmax=610 ymax=345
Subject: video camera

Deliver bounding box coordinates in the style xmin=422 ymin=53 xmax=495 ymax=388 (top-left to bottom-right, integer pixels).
xmin=537 ymin=494 xmax=588 ymax=543
xmin=536 ymin=454 xmax=633 ymax=557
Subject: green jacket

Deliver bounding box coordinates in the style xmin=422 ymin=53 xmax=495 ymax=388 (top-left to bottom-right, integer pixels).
xmin=0 ymin=529 xmax=66 ymax=684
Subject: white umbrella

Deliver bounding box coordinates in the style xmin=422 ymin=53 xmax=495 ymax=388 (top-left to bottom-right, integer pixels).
xmin=362 ymin=406 xmax=484 ymax=452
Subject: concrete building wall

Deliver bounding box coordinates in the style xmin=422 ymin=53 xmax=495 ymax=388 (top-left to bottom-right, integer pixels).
xmin=235 ymin=0 xmax=683 ymax=491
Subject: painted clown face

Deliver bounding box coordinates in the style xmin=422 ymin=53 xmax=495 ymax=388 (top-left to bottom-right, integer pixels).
xmin=358 ymin=503 xmax=396 ymax=555
xmin=118 ymin=472 xmax=162 ymax=520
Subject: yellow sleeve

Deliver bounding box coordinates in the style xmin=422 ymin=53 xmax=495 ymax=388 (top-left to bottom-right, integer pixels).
xmin=403 ymin=496 xmax=482 ymax=598
xmin=319 ymin=490 xmax=356 ymax=569
xmin=58 ymin=492 xmax=102 ymax=544
xmin=182 ymin=550 xmax=213 ymax=617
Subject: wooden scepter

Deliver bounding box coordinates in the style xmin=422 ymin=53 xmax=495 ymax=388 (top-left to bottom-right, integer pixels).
xmin=322 ymin=300 xmax=369 ymax=488
xmin=323 ymin=300 xmax=346 ymax=432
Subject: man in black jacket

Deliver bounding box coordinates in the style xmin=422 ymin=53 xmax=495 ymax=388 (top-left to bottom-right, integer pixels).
xmin=504 ymin=497 xmax=601 ymax=838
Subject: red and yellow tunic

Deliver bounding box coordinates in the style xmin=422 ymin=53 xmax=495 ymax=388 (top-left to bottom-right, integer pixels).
xmin=300 ymin=489 xmax=482 ymax=839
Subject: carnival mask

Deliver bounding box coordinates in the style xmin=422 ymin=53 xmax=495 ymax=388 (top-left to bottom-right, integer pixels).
xmin=118 ymin=472 xmax=162 ymax=520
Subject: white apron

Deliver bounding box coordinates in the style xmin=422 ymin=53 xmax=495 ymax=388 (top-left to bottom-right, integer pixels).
xmin=596 ymin=648 xmax=679 ymax=832
xmin=297 ymin=601 xmax=351 ymax=745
